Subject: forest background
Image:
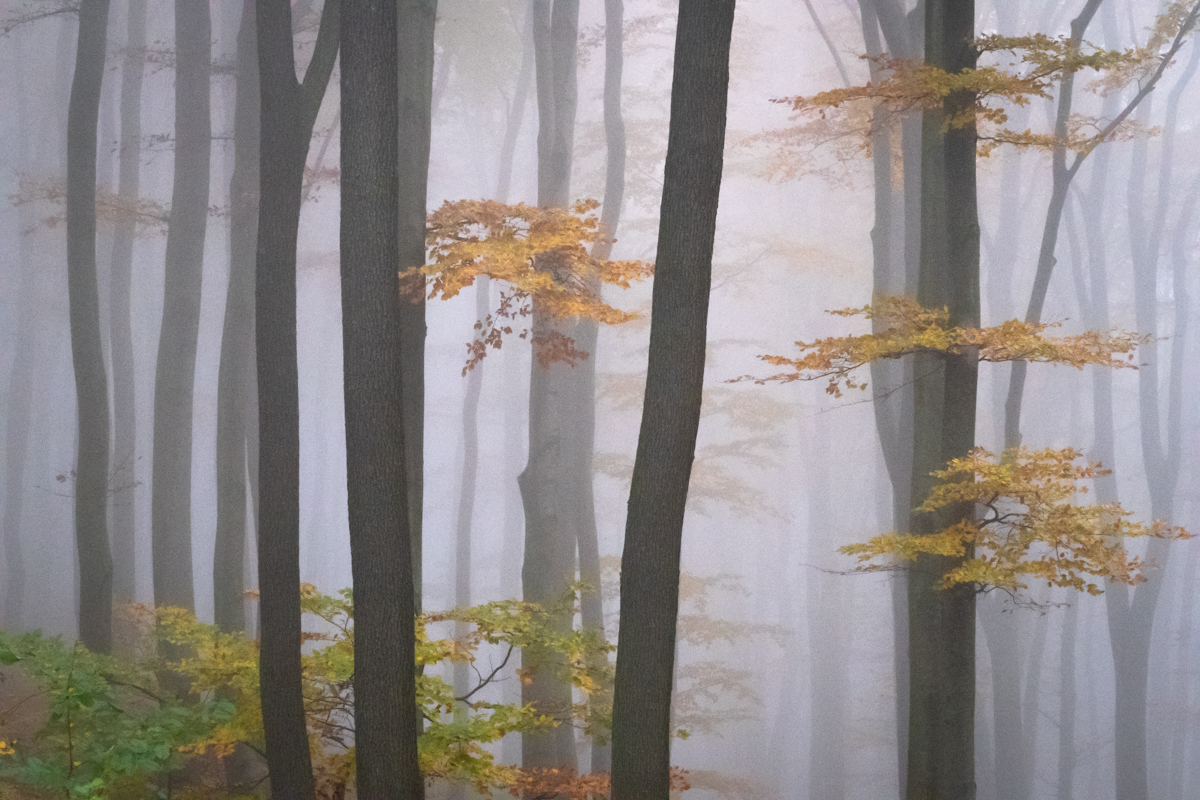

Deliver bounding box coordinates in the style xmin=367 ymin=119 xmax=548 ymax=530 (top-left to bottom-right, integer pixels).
xmin=0 ymin=0 xmax=1198 ymax=798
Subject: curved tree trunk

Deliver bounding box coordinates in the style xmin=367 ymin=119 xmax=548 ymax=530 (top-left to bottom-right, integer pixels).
xmin=109 ymin=0 xmax=146 ymax=609
xmin=66 ymin=0 xmax=115 ymax=655
xmin=609 ymin=2 xmax=735 ymax=797
xmin=340 ymin=0 xmax=422 ymax=794
xmin=215 ymin=0 xmax=260 ymax=636
xmin=151 ymin=0 xmax=212 ymax=619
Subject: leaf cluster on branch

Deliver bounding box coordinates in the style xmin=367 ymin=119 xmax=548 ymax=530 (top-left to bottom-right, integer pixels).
xmin=421 ymin=199 xmax=653 ymax=372
xmin=841 ymin=447 xmax=1190 ymax=597
xmin=771 ymin=1 xmax=1200 ymax=158
xmin=736 ymin=296 xmax=1146 ymax=397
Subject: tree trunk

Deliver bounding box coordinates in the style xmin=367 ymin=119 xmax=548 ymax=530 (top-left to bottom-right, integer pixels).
xmin=340 ymin=0 xmax=422 ymax=795
xmin=151 ymin=0 xmax=212 ymax=618
xmin=397 ymin=0 xmax=437 ymax=612
xmin=109 ymin=0 xmax=146 ymax=608
xmin=256 ymin=0 xmax=339 ymax=795
xmin=66 ymin=0 xmax=115 ymax=655
xmin=609 ymin=2 xmax=735 ymax=798
xmin=904 ymin=1 xmax=979 ymax=798
xmin=215 ymin=0 xmax=260 ymax=635
xmin=520 ymin=0 xmax=583 ymax=773
xmin=580 ymin=0 xmax=626 ymax=774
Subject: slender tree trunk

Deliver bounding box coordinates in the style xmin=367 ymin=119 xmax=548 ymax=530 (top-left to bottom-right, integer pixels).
xmin=520 ymin=0 xmax=583 ymax=772
xmin=215 ymin=0 xmax=261 ymax=635
xmin=109 ymin=0 xmax=146 ymax=607
xmin=397 ymin=0 xmax=437 ymax=612
xmin=66 ymin=0 xmax=115 ymax=655
xmin=256 ymin=0 xmax=340 ymax=794
xmin=151 ymin=0 xmax=212 ymax=618
xmin=868 ymin=3 xmax=922 ymax=784
xmin=609 ymin=3 xmax=735 ymax=797
xmin=340 ymin=0 xmax=422 ymax=795
xmin=904 ymin=1 xmax=979 ymax=798
xmin=578 ymin=0 xmax=626 ymax=774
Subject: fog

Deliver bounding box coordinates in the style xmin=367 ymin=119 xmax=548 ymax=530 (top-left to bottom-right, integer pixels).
xmin=1 ymin=0 xmax=1198 ymax=798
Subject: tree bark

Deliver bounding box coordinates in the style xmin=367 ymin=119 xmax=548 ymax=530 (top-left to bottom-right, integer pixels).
xmin=340 ymin=0 xmax=422 ymax=795
xmin=109 ymin=0 xmax=146 ymax=607
xmin=215 ymin=0 xmax=261 ymax=636
xmin=904 ymin=1 xmax=979 ymax=798
xmin=256 ymin=0 xmax=339 ymax=795
xmin=579 ymin=0 xmax=626 ymax=774
xmin=520 ymin=0 xmax=583 ymax=773
xmin=609 ymin=2 xmax=735 ymax=798
xmin=151 ymin=0 xmax=212 ymax=618
xmin=66 ymin=0 xmax=115 ymax=655
xmin=397 ymin=0 xmax=437 ymax=612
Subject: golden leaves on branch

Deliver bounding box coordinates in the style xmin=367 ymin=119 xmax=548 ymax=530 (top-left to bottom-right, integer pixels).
xmin=736 ymin=296 xmax=1147 ymax=397
xmin=840 ymin=447 xmax=1190 ymax=597
xmin=420 ymin=199 xmax=653 ymax=373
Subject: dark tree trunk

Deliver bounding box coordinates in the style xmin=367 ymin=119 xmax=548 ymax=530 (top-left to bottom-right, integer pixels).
xmin=215 ymin=0 xmax=261 ymax=635
xmin=519 ymin=0 xmax=583 ymax=773
xmin=340 ymin=0 xmax=422 ymax=795
xmin=66 ymin=0 xmax=115 ymax=655
xmin=904 ymin=1 xmax=979 ymax=798
xmin=397 ymin=0 xmax=437 ymax=611
xmin=580 ymin=0 xmax=625 ymax=774
xmin=109 ymin=0 xmax=146 ymax=607
xmin=256 ymin=0 xmax=339 ymax=795
xmin=609 ymin=2 xmax=735 ymax=798
xmin=151 ymin=0 xmax=212 ymax=617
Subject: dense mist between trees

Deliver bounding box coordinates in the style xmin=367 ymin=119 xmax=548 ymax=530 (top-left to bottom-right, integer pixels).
xmin=1 ymin=0 xmax=1198 ymax=798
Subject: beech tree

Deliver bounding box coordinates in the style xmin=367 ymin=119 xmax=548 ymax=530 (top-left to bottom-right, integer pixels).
xmin=340 ymin=0 xmax=422 ymax=795
xmin=109 ymin=0 xmax=146 ymax=608
xmin=214 ymin=0 xmax=260 ymax=636
xmin=610 ymin=2 xmax=736 ymax=798
xmin=254 ymin=0 xmax=340 ymax=794
xmin=151 ymin=0 xmax=211 ymax=622
xmin=65 ymin=0 xmax=114 ymax=654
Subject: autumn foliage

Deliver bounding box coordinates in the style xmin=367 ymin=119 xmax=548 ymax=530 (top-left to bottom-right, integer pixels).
xmin=738 ymin=296 xmax=1146 ymax=397
xmin=420 ymin=199 xmax=652 ymax=371
xmin=842 ymin=447 xmax=1190 ymax=598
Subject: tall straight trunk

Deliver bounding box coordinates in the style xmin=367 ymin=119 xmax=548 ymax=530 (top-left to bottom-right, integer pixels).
xmin=397 ymin=0 xmax=437 ymax=611
xmin=109 ymin=0 xmax=146 ymax=606
xmin=256 ymin=0 xmax=339 ymax=795
xmin=3 ymin=36 xmax=46 ymax=629
xmin=1057 ymin=599 xmax=1078 ymax=799
xmin=151 ymin=0 xmax=212 ymax=616
xmin=340 ymin=1 xmax=422 ymax=795
xmin=215 ymin=0 xmax=261 ymax=635
xmin=580 ymin=0 xmax=626 ymax=774
xmin=451 ymin=279 xmax=487 ymax=719
xmin=867 ymin=3 xmax=922 ymax=785
xmin=66 ymin=0 xmax=115 ymax=655
xmin=255 ymin=0 xmax=340 ymax=789
xmin=609 ymin=2 xmax=735 ymax=798
xmin=904 ymin=1 xmax=979 ymax=798
xmin=519 ymin=0 xmax=583 ymax=772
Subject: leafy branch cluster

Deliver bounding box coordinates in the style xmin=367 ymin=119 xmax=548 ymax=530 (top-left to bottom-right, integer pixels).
xmin=772 ymin=1 xmax=1199 ymax=157
xmin=841 ymin=447 xmax=1190 ymax=597
xmin=421 ymin=199 xmax=653 ymax=371
xmin=737 ymin=296 xmax=1146 ymax=397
